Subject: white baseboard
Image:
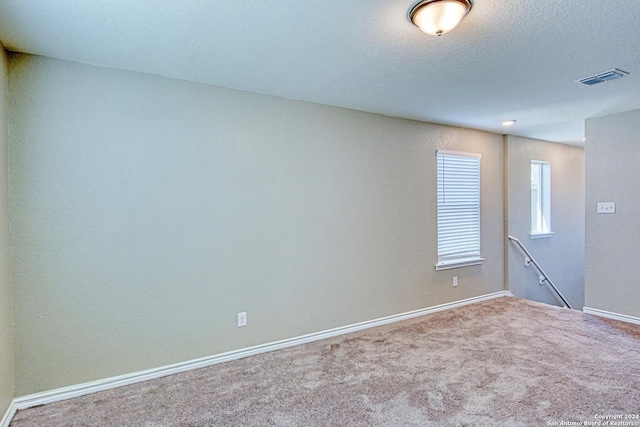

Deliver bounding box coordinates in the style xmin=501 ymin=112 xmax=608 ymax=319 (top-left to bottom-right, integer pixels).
xmin=583 ymin=307 xmax=640 ymax=326
xmin=0 ymin=400 xmax=17 ymax=427
xmin=10 ymin=291 xmax=511 ymax=419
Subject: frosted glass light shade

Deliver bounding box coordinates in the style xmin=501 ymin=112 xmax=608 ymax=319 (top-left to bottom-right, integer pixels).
xmin=410 ymin=0 xmax=471 ymax=36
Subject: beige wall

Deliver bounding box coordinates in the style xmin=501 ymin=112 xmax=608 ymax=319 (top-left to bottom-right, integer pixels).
xmin=8 ymin=54 xmax=504 ymax=395
xmin=585 ymin=110 xmax=640 ymax=318
xmin=0 ymin=45 xmax=14 ymax=415
xmin=506 ymin=136 xmax=585 ymax=309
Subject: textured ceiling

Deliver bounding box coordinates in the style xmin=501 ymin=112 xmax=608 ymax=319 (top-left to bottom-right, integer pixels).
xmin=1 ymin=0 xmax=639 ymax=145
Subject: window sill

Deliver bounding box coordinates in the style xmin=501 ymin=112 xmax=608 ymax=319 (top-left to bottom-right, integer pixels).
xmin=530 ymin=232 xmax=554 ymax=239
xmin=435 ymin=257 xmax=485 ymax=271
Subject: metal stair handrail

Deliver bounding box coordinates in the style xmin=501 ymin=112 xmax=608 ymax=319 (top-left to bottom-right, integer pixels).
xmin=508 ymin=235 xmax=572 ymax=309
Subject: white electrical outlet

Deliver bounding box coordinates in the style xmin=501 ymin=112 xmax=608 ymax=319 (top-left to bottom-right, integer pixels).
xmin=597 ymin=202 xmax=616 ymax=214
xmin=453 ymin=276 xmax=458 ymax=287
xmin=237 ymin=312 xmax=247 ymax=327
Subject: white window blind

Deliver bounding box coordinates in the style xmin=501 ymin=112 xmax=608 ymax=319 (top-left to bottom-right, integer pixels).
xmin=436 ymin=150 xmax=483 ymax=270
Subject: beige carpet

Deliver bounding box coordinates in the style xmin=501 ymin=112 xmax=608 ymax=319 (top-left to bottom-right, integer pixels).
xmin=10 ymin=297 xmax=640 ymax=426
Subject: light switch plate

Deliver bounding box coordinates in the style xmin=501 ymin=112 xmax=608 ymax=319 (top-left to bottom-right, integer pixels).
xmin=597 ymin=202 xmax=616 ymax=214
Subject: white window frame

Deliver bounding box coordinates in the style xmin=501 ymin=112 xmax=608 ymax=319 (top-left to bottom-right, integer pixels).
xmin=435 ymin=150 xmax=484 ymax=271
xmin=530 ymin=160 xmax=553 ymax=239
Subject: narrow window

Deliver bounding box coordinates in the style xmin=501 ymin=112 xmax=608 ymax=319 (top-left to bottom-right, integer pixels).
xmin=436 ymin=150 xmax=484 ymax=270
xmin=530 ymin=160 xmax=552 ymax=238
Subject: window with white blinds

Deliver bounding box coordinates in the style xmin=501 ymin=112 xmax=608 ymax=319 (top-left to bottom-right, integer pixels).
xmin=436 ymin=150 xmax=484 ymax=270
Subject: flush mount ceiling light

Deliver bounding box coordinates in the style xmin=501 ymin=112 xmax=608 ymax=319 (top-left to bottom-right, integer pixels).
xmin=408 ymin=0 xmax=472 ymax=36
xmin=502 ymin=120 xmax=517 ymax=126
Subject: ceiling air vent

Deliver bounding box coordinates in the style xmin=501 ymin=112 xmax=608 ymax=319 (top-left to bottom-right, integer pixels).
xmin=576 ymin=68 xmax=629 ymax=86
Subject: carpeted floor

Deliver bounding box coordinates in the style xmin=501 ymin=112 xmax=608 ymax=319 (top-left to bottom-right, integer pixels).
xmin=10 ymin=296 xmax=640 ymax=426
